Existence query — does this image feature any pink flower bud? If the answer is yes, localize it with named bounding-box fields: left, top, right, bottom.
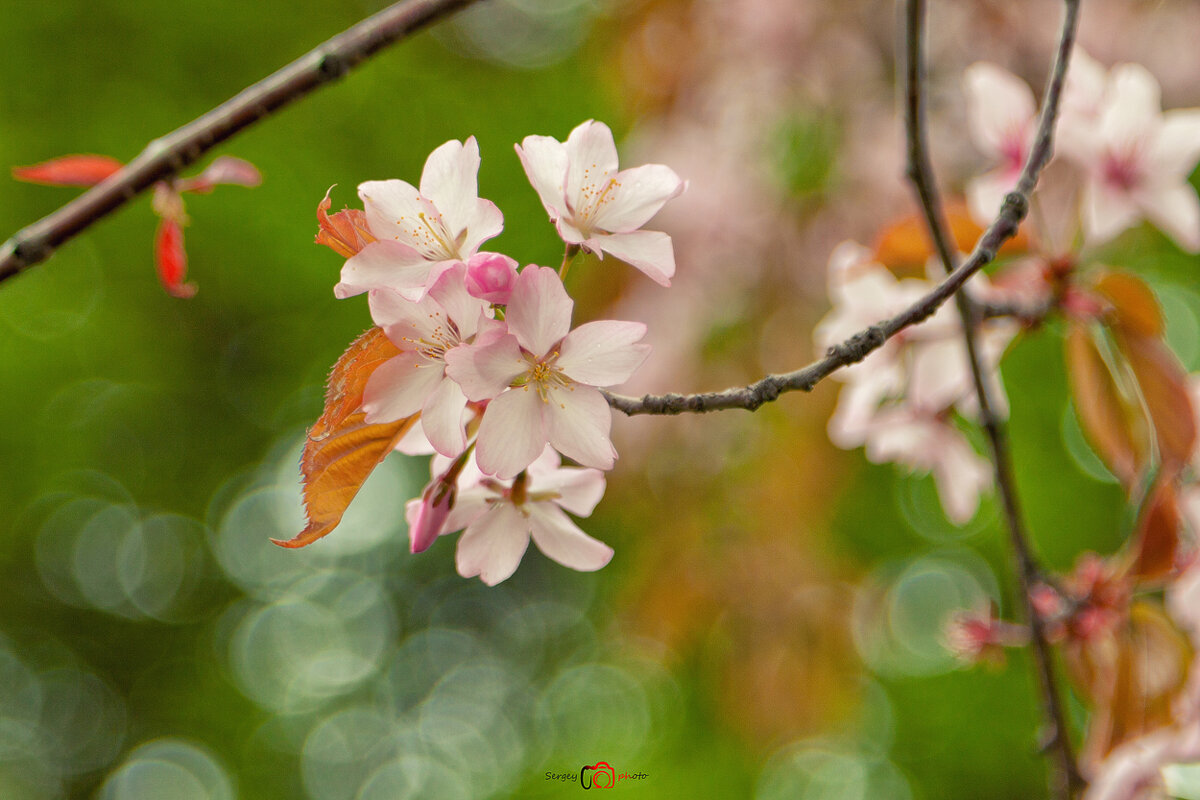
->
left=465, top=252, right=519, bottom=304
left=405, top=480, right=455, bottom=553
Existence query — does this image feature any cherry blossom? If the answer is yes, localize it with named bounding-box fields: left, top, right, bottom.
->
left=814, top=243, right=1011, bottom=447
left=361, top=264, right=491, bottom=457
left=515, top=120, right=685, bottom=286
left=335, top=137, right=504, bottom=300
left=862, top=406, right=993, bottom=525
left=445, top=266, right=650, bottom=478
left=409, top=447, right=612, bottom=586
left=964, top=62, right=1037, bottom=224
left=1063, top=63, right=1200, bottom=252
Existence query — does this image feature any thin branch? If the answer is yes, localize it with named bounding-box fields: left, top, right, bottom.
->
left=903, top=1, right=1082, bottom=799
left=0, top=0, right=482, bottom=284
left=605, top=0, right=1077, bottom=419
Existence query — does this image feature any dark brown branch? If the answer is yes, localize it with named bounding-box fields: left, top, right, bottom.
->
left=0, top=0, right=482, bottom=284
left=903, top=1, right=1082, bottom=799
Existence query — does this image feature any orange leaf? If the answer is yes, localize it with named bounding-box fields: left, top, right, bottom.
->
left=1078, top=602, right=1192, bottom=766
left=1065, top=323, right=1145, bottom=487
left=1116, top=330, right=1197, bottom=471
left=1126, top=478, right=1182, bottom=582
left=871, top=201, right=1030, bottom=276
left=12, top=154, right=123, bottom=186
left=1093, top=270, right=1164, bottom=338
left=274, top=410, right=417, bottom=548
left=316, top=188, right=375, bottom=258
left=316, top=327, right=401, bottom=431
left=272, top=327, right=409, bottom=548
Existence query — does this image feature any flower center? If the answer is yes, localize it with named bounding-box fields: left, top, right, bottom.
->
left=397, top=311, right=460, bottom=363
left=574, top=170, right=620, bottom=234
left=1102, top=144, right=1143, bottom=192
left=518, top=350, right=572, bottom=403
left=396, top=209, right=462, bottom=261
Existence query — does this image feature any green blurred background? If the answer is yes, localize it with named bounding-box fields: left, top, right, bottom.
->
left=0, top=1, right=1197, bottom=798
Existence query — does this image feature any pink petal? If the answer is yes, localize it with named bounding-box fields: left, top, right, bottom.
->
left=1100, top=64, right=1162, bottom=146
left=564, top=120, right=619, bottom=208
left=359, top=179, right=423, bottom=240
left=443, top=487, right=491, bottom=534
left=427, top=262, right=489, bottom=338
left=421, top=377, right=471, bottom=457
left=475, top=387, right=548, bottom=478
left=335, top=239, right=434, bottom=299
left=181, top=156, right=262, bottom=192
left=456, top=505, right=531, bottom=585
left=1152, top=110, right=1200, bottom=178
left=558, top=320, right=650, bottom=386
left=506, top=266, right=573, bottom=356
left=589, top=163, right=685, bottom=233
left=394, top=421, right=435, bottom=456
left=527, top=504, right=613, bottom=573
left=369, top=287, right=443, bottom=343
left=405, top=492, right=451, bottom=554
left=362, top=352, right=443, bottom=423
left=966, top=167, right=1020, bottom=227
left=963, top=63, right=1035, bottom=161
left=444, top=334, right=526, bottom=401
left=418, top=137, right=481, bottom=235
left=530, top=463, right=606, bottom=517
left=1084, top=183, right=1141, bottom=246
left=554, top=217, right=588, bottom=245
left=1139, top=183, right=1200, bottom=253
left=544, top=385, right=616, bottom=471
left=459, top=199, right=505, bottom=256
left=931, top=434, right=992, bottom=524
left=587, top=230, right=675, bottom=286
left=515, top=135, right=570, bottom=222
left=464, top=252, right=519, bottom=306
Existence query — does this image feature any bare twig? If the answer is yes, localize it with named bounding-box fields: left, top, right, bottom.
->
left=0, top=0, right=482, bottom=284
left=605, top=0, right=1076, bottom=419
left=903, top=1, right=1083, bottom=798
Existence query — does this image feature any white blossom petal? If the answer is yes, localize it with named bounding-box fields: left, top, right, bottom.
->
left=444, top=335, right=526, bottom=401
left=475, top=386, right=548, bottom=478
left=421, top=377, right=471, bottom=457
left=335, top=240, right=433, bottom=299
left=1084, top=183, right=1141, bottom=246
left=589, top=163, right=685, bottom=233
left=558, top=320, right=650, bottom=387
left=1100, top=63, right=1162, bottom=147
left=506, top=266, right=574, bottom=356
left=531, top=464, right=606, bottom=517
left=963, top=62, right=1035, bottom=161
left=528, top=504, right=613, bottom=573
left=565, top=120, right=619, bottom=208
left=418, top=137, right=481, bottom=235
left=456, top=504, right=531, bottom=585
left=427, top=263, right=489, bottom=340
left=362, top=353, right=443, bottom=423
left=544, top=384, right=616, bottom=471
left=516, top=135, right=570, bottom=222
left=587, top=230, right=675, bottom=286
left=1139, top=182, right=1200, bottom=253
left=1153, top=110, right=1200, bottom=179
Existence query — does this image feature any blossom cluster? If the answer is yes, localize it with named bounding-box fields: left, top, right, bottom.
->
left=319, top=121, right=684, bottom=585
left=815, top=49, right=1200, bottom=528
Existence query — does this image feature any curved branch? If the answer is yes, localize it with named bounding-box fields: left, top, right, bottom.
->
left=605, top=0, right=1079, bottom=419
left=0, top=0, right=482, bottom=284
left=903, top=0, right=1083, bottom=798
